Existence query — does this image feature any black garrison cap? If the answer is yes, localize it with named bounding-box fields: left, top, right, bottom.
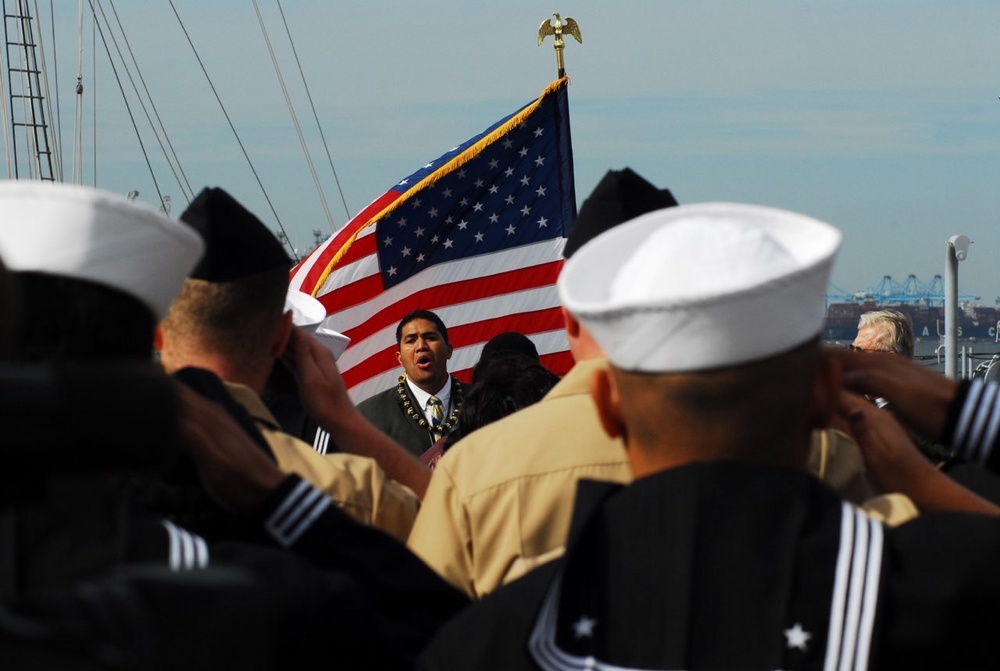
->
left=180, top=187, right=290, bottom=281
left=563, top=168, right=678, bottom=259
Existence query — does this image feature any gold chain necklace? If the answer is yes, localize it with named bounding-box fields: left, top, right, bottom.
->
left=397, top=375, right=462, bottom=436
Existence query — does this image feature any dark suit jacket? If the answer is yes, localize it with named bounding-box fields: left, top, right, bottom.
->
left=357, top=378, right=462, bottom=458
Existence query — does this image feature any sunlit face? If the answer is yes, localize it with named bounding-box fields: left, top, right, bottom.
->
left=397, top=318, right=453, bottom=393
left=851, top=325, right=891, bottom=353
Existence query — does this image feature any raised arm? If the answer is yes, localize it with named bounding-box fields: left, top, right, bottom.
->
left=837, top=387, right=1000, bottom=516
left=829, top=346, right=1000, bottom=470
left=282, top=329, right=431, bottom=498
left=827, top=346, right=957, bottom=441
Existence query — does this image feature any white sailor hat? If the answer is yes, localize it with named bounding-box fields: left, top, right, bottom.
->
left=558, top=202, right=841, bottom=372
left=286, top=289, right=326, bottom=331
left=285, top=289, right=351, bottom=360
left=0, top=181, right=204, bottom=320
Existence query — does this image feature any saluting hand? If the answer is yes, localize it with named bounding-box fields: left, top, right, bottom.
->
left=281, top=326, right=432, bottom=497
left=281, top=327, right=353, bottom=427
left=826, top=346, right=957, bottom=443
left=839, top=388, right=1000, bottom=516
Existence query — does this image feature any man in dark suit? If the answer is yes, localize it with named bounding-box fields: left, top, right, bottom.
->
left=357, top=310, right=463, bottom=457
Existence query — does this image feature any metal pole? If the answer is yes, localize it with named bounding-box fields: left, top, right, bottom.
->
left=945, top=235, right=970, bottom=379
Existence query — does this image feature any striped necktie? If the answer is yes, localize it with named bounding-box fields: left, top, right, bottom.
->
left=428, top=396, right=444, bottom=440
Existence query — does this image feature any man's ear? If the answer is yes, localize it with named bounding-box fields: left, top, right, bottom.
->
left=272, top=311, right=294, bottom=358
left=589, top=367, right=626, bottom=441
left=561, top=306, right=581, bottom=340
left=808, top=350, right=842, bottom=430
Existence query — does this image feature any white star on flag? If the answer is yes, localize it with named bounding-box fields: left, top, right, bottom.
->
left=572, top=615, right=597, bottom=639
left=784, top=623, right=811, bottom=651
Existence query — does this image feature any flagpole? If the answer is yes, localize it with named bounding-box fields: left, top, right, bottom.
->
left=537, top=13, right=582, bottom=78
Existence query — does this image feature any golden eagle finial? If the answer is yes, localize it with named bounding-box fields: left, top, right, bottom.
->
left=537, top=13, right=582, bottom=78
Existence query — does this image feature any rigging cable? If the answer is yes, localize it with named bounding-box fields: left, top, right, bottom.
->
left=92, top=0, right=191, bottom=203
left=253, top=0, right=335, bottom=232
left=18, top=1, right=43, bottom=178
left=105, top=0, right=194, bottom=201
left=38, top=0, right=63, bottom=180
left=32, top=0, right=59, bottom=179
left=168, top=0, right=298, bottom=260
left=72, top=0, right=84, bottom=183
left=85, top=0, right=165, bottom=208
left=0, top=0, right=13, bottom=177
left=275, top=0, right=352, bottom=225
left=91, top=11, right=95, bottom=186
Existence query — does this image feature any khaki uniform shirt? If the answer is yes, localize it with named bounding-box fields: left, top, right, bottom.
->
left=408, top=360, right=918, bottom=599
left=226, top=383, right=419, bottom=542
left=810, top=427, right=919, bottom=526
left=407, top=359, right=632, bottom=598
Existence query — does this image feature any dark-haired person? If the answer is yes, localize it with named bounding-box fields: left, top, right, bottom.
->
left=470, top=331, right=543, bottom=384
left=356, top=309, right=464, bottom=457
left=449, top=352, right=560, bottom=450
left=420, top=350, right=561, bottom=469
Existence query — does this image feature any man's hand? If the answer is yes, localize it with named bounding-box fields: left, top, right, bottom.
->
left=839, top=388, right=999, bottom=516
left=826, top=346, right=957, bottom=442
left=176, top=384, right=285, bottom=512
left=838, top=389, right=936, bottom=495
left=281, top=327, right=353, bottom=428
left=281, top=328, right=431, bottom=498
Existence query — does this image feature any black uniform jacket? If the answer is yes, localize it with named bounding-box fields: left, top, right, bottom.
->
left=421, top=460, right=1000, bottom=670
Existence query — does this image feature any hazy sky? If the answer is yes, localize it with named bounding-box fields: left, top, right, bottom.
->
left=13, top=1, right=1000, bottom=301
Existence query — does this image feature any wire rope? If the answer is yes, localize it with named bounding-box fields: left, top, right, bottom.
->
left=0, top=0, right=14, bottom=177
left=71, top=0, right=84, bottom=183
left=252, top=0, right=334, bottom=232
left=30, top=0, right=56, bottom=180
left=86, top=0, right=164, bottom=207
left=275, top=0, right=351, bottom=225
left=38, top=0, right=62, bottom=180
left=105, top=0, right=193, bottom=201
left=167, top=0, right=297, bottom=260
left=90, top=13, right=94, bottom=186
left=19, top=1, right=43, bottom=179
left=91, top=0, right=189, bottom=202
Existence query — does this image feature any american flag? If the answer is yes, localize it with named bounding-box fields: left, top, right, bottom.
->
left=290, top=78, right=576, bottom=403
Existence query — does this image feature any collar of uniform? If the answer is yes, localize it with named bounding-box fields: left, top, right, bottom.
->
left=405, top=375, right=453, bottom=420
left=529, top=462, right=878, bottom=671
left=224, top=381, right=282, bottom=431
left=541, top=358, right=611, bottom=402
